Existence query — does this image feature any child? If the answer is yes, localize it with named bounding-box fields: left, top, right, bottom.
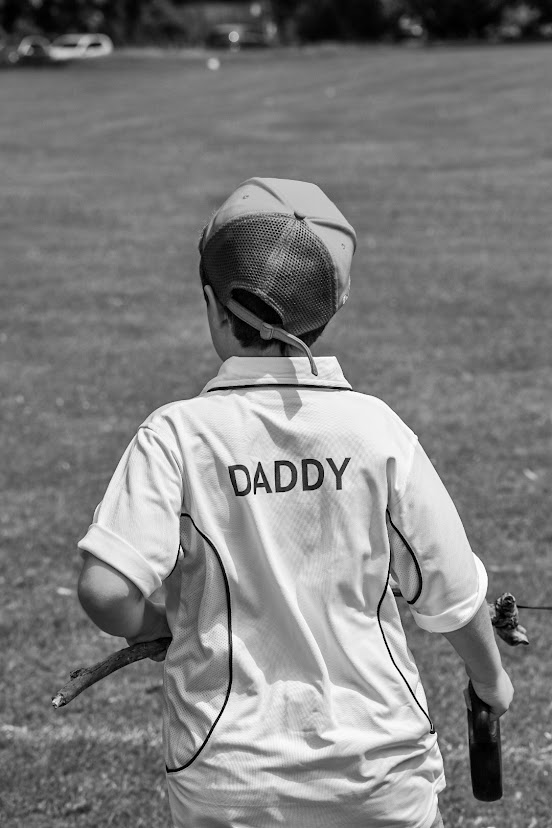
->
left=77, top=178, right=513, bottom=828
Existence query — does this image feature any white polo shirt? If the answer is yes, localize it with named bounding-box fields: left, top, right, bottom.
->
left=78, top=356, right=487, bottom=828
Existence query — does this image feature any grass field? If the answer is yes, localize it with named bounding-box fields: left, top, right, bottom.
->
left=1, top=43, right=551, bottom=827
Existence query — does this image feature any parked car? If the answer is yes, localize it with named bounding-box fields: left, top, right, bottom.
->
left=49, top=33, right=113, bottom=62
left=0, top=35, right=58, bottom=67
left=17, top=35, right=55, bottom=64
left=205, top=23, right=273, bottom=50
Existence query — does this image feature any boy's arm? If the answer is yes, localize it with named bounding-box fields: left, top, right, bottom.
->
left=76, top=422, right=183, bottom=652
left=78, top=552, right=171, bottom=644
left=387, top=440, right=513, bottom=718
left=442, top=600, right=514, bottom=718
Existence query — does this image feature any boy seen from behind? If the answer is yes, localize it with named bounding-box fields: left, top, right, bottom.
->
left=77, top=178, right=514, bottom=828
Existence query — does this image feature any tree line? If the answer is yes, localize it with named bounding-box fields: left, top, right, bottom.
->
left=1, top=0, right=551, bottom=44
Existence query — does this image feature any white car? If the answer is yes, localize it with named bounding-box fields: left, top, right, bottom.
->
left=49, top=33, right=113, bottom=62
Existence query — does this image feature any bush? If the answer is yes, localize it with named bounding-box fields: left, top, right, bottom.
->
left=405, top=0, right=509, bottom=39
left=134, top=0, right=189, bottom=45
left=294, top=0, right=392, bottom=41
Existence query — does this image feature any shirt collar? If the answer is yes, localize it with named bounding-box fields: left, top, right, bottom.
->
left=201, top=356, right=352, bottom=394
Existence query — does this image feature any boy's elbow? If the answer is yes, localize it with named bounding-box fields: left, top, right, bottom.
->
left=77, top=564, right=104, bottom=616
left=77, top=552, right=140, bottom=618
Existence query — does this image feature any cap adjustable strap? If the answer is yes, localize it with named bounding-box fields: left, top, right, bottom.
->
left=226, top=298, right=319, bottom=377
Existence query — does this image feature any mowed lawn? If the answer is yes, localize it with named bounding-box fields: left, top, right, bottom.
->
left=1, top=43, right=551, bottom=827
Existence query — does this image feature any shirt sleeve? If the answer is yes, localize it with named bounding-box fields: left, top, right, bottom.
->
left=387, top=441, right=488, bottom=633
left=77, top=424, right=183, bottom=598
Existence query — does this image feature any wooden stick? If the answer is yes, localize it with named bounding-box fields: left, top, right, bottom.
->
left=51, top=637, right=171, bottom=709
left=52, top=593, right=529, bottom=709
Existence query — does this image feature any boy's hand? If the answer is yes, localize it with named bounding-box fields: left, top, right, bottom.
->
left=126, top=602, right=172, bottom=662
left=464, top=667, right=514, bottom=720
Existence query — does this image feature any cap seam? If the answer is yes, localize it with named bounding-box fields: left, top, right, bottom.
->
left=259, top=216, right=298, bottom=295
left=202, top=211, right=294, bottom=247
left=250, top=177, right=294, bottom=213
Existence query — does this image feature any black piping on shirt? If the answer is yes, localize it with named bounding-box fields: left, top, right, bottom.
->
left=377, top=554, right=435, bottom=735
left=167, top=542, right=183, bottom=579
left=385, top=509, right=423, bottom=605
left=206, top=384, right=353, bottom=393
left=165, top=514, right=233, bottom=774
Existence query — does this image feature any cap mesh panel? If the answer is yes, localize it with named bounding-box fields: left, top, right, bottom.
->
left=201, top=213, right=336, bottom=335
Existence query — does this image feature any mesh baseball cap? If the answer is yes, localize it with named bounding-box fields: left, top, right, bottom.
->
left=199, top=177, right=356, bottom=375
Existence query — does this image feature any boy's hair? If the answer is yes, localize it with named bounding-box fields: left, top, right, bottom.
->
left=226, top=289, right=327, bottom=354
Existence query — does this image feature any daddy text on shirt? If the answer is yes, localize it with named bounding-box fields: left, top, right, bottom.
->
left=228, top=457, right=351, bottom=496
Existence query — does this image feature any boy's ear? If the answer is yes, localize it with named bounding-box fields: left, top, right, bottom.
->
left=203, top=285, right=228, bottom=328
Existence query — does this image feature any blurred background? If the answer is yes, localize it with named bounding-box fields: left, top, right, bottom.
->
left=2, top=0, right=552, bottom=57
left=1, top=2, right=551, bottom=827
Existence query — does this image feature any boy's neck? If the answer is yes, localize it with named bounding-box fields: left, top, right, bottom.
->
left=227, top=343, right=291, bottom=359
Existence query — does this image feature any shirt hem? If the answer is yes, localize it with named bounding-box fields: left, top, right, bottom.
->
left=166, top=771, right=446, bottom=815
